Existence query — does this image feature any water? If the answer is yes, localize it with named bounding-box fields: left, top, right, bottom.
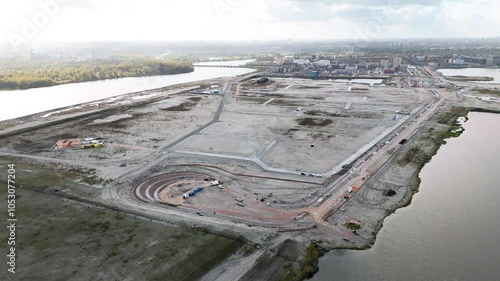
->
left=438, top=68, right=500, bottom=83
left=0, top=62, right=255, bottom=121
left=311, top=112, right=500, bottom=281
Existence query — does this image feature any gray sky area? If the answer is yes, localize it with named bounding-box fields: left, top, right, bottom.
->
left=0, top=0, right=498, bottom=45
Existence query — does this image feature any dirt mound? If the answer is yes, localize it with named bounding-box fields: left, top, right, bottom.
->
left=383, top=189, right=397, bottom=196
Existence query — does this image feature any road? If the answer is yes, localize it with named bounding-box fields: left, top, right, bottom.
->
left=312, top=97, right=445, bottom=221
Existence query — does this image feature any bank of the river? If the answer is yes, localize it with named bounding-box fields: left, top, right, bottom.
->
left=242, top=105, right=468, bottom=281
left=444, top=75, right=493, bottom=82
left=0, top=59, right=195, bottom=90
left=308, top=109, right=500, bottom=281
left=248, top=105, right=498, bottom=281
left=438, top=68, right=500, bottom=83
left=0, top=64, right=255, bottom=121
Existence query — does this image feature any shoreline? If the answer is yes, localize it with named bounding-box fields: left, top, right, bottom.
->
left=0, top=60, right=195, bottom=91
left=298, top=107, right=500, bottom=280
left=444, top=75, right=494, bottom=82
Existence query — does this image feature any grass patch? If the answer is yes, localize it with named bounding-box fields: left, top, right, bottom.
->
left=345, top=221, right=361, bottom=230
left=297, top=118, right=333, bottom=126
left=296, top=86, right=321, bottom=89
left=436, top=107, right=471, bottom=125
left=161, top=102, right=196, bottom=111
left=284, top=128, right=299, bottom=136
left=292, top=243, right=319, bottom=281
left=305, top=109, right=377, bottom=119
left=397, top=147, right=426, bottom=167
left=0, top=183, right=243, bottom=281
left=269, top=99, right=302, bottom=107
left=263, top=93, right=284, bottom=98
left=0, top=120, right=20, bottom=130
left=238, top=97, right=270, bottom=103
left=446, top=75, right=493, bottom=82
left=304, top=110, right=339, bottom=117
left=474, top=88, right=500, bottom=97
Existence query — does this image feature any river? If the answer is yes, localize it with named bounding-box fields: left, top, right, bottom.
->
left=438, top=68, right=500, bottom=83
left=0, top=62, right=255, bottom=121
left=311, top=112, right=500, bottom=281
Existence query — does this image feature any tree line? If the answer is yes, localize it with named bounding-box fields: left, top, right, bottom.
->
left=0, top=58, right=194, bottom=90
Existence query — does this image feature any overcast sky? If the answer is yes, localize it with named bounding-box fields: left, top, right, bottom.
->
left=1, top=0, right=499, bottom=46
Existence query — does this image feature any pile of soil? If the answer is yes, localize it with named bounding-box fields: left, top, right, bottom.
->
left=383, top=189, right=397, bottom=196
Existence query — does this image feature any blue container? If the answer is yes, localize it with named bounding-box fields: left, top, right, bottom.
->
left=189, top=191, right=195, bottom=197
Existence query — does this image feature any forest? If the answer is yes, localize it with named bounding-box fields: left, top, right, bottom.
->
left=0, top=58, right=194, bottom=90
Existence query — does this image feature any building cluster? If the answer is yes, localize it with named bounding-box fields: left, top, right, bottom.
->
left=410, top=54, right=500, bottom=68
left=269, top=55, right=408, bottom=78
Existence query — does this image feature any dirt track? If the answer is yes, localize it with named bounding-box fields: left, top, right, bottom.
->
left=3, top=73, right=493, bottom=281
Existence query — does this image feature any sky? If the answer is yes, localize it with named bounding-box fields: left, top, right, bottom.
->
left=0, top=0, right=499, bottom=47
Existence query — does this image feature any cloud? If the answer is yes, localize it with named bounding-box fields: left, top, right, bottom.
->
left=0, top=0, right=498, bottom=44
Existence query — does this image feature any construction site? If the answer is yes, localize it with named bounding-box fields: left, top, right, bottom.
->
left=2, top=72, right=484, bottom=281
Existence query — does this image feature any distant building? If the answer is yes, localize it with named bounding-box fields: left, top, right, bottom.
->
left=314, top=60, right=331, bottom=66
left=392, top=57, right=403, bottom=67
left=332, top=69, right=351, bottom=75
left=453, top=59, right=465, bottom=65
left=380, top=59, right=390, bottom=68
left=294, top=59, right=310, bottom=65
left=486, top=56, right=500, bottom=66
left=463, top=57, right=486, bottom=65
left=283, top=55, right=295, bottom=64
left=346, top=66, right=358, bottom=73
left=416, top=56, right=426, bottom=62
left=428, top=62, right=439, bottom=68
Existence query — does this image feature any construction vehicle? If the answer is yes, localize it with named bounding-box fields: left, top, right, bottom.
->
left=80, top=143, right=104, bottom=149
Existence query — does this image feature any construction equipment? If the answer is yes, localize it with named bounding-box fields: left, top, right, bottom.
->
left=80, top=142, right=104, bottom=149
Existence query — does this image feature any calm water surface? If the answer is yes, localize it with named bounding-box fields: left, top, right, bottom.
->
left=311, top=112, right=500, bottom=281
left=438, top=68, right=500, bottom=83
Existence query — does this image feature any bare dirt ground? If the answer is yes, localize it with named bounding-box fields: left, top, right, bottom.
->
left=2, top=74, right=500, bottom=281
left=0, top=157, right=246, bottom=281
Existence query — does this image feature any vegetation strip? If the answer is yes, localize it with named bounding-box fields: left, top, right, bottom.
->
left=0, top=58, right=194, bottom=90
